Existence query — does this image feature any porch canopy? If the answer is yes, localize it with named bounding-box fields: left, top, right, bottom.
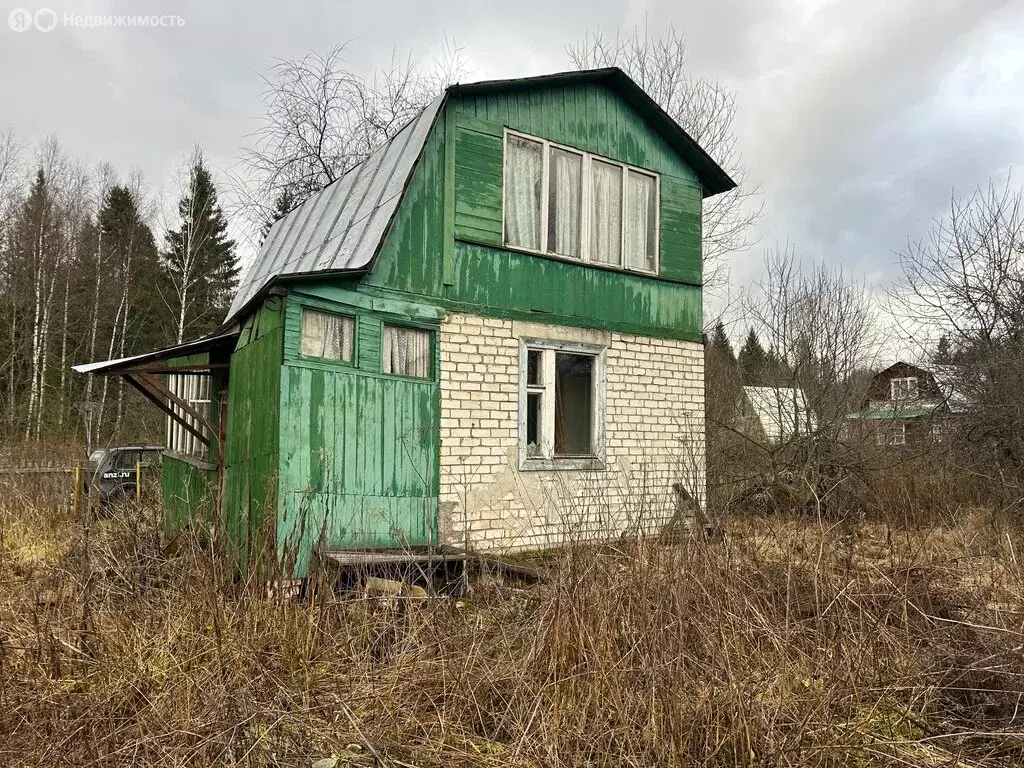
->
left=72, top=331, right=239, bottom=451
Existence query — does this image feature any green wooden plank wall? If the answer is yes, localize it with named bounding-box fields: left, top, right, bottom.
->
left=363, top=81, right=705, bottom=340
left=449, top=85, right=704, bottom=287
left=162, top=455, right=216, bottom=540
left=276, top=289, right=441, bottom=577
left=221, top=297, right=284, bottom=570
left=158, top=350, right=222, bottom=538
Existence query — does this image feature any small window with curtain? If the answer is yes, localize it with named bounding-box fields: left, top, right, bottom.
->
left=502, top=129, right=659, bottom=274
left=382, top=325, right=432, bottom=379
left=504, top=134, right=543, bottom=251
left=624, top=170, right=658, bottom=272
left=300, top=309, right=354, bottom=362
left=547, top=147, right=583, bottom=258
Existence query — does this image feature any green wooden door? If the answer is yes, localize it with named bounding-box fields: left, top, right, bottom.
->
left=278, top=360, right=440, bottom=575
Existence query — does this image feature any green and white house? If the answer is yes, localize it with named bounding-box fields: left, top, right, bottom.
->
left=75, top=68, right=735, bottom=577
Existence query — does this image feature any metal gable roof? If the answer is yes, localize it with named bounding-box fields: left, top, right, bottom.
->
left=226, top=94, right=445, bottom=325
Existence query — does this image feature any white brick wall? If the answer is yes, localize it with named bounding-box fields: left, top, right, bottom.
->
left=438, top=312, right=705, bottom=551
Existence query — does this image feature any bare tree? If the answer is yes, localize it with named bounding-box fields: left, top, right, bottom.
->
left=707, top=246, right=883, bottom=518
left=568, top=28, right=762, bottom=289
left=891, top=179, right=1024, bottom=481
left=237, top=42, right=467, bottom=236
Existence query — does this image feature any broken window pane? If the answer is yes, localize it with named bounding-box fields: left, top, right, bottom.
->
left=526, top=392, right=542, bottom=456
left=527, top=349, right=542, bottom=387
left=554, top=353, right=594, bottom=456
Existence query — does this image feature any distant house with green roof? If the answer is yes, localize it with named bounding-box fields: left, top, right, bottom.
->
left=846, top=361, right=949, bottom=446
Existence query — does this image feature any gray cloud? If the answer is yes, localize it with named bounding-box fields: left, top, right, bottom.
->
left=1, top=0, right=1022, bottom=285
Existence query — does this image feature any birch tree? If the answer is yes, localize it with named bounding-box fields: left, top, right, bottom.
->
left=161, top=148, right=238, bottom=342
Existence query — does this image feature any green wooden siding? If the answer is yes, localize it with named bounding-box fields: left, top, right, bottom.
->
left=162, top=454, right=216, bottom=540
left=222, top=298, right=284, bottom=568
left=452, top=116, right=503, bottom=246
left=276, top=290, right=440, bottom=577
left=364, top=82, right=704, bottom=340
left=448, top=241, right=701, bottom=338
left=450, top=85, right=704, bottom=287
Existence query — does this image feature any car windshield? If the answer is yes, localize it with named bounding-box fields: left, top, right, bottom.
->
left=88, top=449, right=107, bottom=465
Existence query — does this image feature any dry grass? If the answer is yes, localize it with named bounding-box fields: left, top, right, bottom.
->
left=2, top=486, right=1024, bottom=766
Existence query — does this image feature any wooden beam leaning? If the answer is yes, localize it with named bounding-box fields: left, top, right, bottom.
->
left=122, top=373, right=212, bottom=449
left=137, top=372, right=217, bottom=438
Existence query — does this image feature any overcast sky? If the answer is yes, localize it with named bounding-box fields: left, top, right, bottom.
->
left=3, top=0, right=1023, bottom=299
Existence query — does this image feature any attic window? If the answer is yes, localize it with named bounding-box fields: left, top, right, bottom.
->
left=503, top=130, right=659, bottom=274
left=890, top=377, right=918, bottom=401
left=301, top=309, right=354, bottom=362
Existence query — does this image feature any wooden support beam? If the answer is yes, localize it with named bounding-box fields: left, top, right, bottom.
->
left=123, top=374, right=211, bottom=449
left=126, top=363, right=230, bottom=374
left=136, top=372, right=217, bottom=438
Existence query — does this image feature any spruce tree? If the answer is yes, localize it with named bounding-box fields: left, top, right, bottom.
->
left=705, top=319, right=743, bottom=429
left=259, top=188, right=296, bottom=246
left=709, top=320, right=736, bottom=364
left=162, top=151, right=238, bottom=342
left=738, top=329, right=770, bottom=386
left=99, top=185, right=164, bottom=355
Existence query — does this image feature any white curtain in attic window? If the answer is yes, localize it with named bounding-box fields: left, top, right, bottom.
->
left=590, top=159, right=622, bottom=266
left=300, top=309, right=354, bottom=361
left=504, top=135, right=543, bottom=251
left=547, top=148, right=582, bottom=258
left=624, top=171, right=656, bottom=271
left=383, top=325, right=431, bottom=378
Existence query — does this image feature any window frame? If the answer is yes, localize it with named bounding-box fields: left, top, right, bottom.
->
left=517, top=337, right=606, bottom=471
left=166, top=372, right=212, bottom=461
left=380, top=322, right=435, bottom=381
left=298, top=307, right=357, bottom=366
left=502, top=128, right=660, bottom=276
left=890, top=376, right=919, bottom=401
left=892, top=422, right=907, bottom=446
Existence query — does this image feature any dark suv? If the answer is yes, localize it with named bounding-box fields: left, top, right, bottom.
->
left=85, top=445, right=164, bottom=505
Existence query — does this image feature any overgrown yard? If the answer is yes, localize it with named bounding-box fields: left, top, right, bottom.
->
left=2, top=480, right=1023, bottom=766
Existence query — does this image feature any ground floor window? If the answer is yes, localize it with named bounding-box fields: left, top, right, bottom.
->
left=382, top=324, right=432, bottom=379
left=893, top=422, right=907, bottom=446
left=300, top=308, right=354, bottom=362
left=520, top=340, right=604, bottom=468
left=875, top=420, right=907, bottom=447
left=166, top=373, right=211, bottom=459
